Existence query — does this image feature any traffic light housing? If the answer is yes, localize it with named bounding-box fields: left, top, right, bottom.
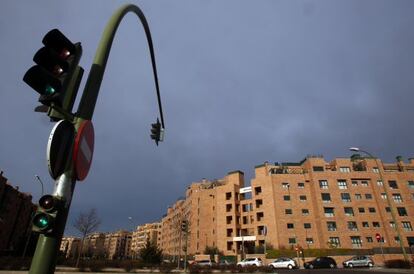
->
left=32, top=194, right=63, bottom=234
left=181, top=220, right=188, bottom=232
left=23, top=29, right=83, bottom=117
left=150, top=118, right=163, bottom=145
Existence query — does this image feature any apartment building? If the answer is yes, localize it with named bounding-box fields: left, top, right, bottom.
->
left=60, top=236, right=81, bottom=258
left=131, top=222, right=161, bottom=257
left=160, top=156, right=414, bottom=256
left=83, top=232, right=106, bottom=258
left=0, top=171, right=36, bottom=255
left=104, top=230, right=132, bottom=259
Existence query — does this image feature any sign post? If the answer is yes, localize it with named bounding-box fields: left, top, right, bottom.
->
left=376, top=233, right=385, bottom=262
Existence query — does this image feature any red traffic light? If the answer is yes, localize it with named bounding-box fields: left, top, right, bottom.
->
left=39, top=195, right=57, bottom=212
left=375, top=233, right=381, bottom=241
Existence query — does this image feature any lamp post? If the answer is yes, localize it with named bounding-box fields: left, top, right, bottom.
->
left=349, top=147, right=408, bottom=261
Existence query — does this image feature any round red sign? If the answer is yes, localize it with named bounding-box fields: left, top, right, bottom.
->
left=73, top=120, right=94, bottom=181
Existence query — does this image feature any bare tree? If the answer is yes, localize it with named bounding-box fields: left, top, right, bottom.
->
left=73, top=208, right=101, bottom=267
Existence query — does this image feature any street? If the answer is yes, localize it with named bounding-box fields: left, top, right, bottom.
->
left=1, top=268, right=414, bottom=274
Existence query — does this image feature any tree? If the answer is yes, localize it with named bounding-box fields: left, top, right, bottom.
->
left=139, top=238, right=163, bottom=265
left=204, top=246, right=223, bottom=260
left=73, top=208, right=101, bottom=267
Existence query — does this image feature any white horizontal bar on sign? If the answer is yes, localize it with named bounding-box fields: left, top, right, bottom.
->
left=233, top=236, right=256, bottom=242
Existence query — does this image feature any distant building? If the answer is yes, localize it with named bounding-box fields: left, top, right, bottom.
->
left=104, top=230, right=132, bottom=259
left=60, top=236, right=81, bottom=258
left=0, top=171, right=36, bottom=255
left=131, top=222, right=161, bottom=257
left=83, top=232, right=106, bottom=258
left=160, top=156, right=414, bottom=256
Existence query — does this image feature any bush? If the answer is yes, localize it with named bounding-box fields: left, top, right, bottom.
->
left=384, top=259, right=412, bottom=269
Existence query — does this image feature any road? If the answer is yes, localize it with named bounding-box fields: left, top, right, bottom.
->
left=1, top=268, right=414, bottom=274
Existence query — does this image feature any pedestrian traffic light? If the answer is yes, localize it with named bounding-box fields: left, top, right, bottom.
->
left=32, top=194, right=62, bottom=234
left=150, top=118, right=163, bottom=145
left=23, top=29, right=83, bottom=116
left=181, top=220, right=188, bottom=232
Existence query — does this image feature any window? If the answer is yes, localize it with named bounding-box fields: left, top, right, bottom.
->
left=408, top=181, right=414, bottom=189
left=319, top=180, right=329, bottom=189
left=362, top=222, right=369, bottom=228
left=348, top=221, right=358, bottom=231
left=285, top=209, right=292, bottom=215
left=373, top=222, right=380, bottom=228
left=351, top=236, right=362, bottom=248
left=344, top=207, right=354, bottom=216
left=327, top=221, right=337, bottom=231
left=341, top=193, right=351, bottom=202
left=304, top=223, right=312, bottom=229
left=298, top=182, right=305, bottom=188
left=368, top=207, right=376, bottom=213
left=402, top=221, right=413, bottom=231
left=329, top=237, right=340, bottom=247
left=352, top=180, right=358, bottom=187
left=299, top=195, right=307, bottom=201
left=373, top=167, right=379, bottom=173
left=395, top=236, right=400, bottom=244
left=288, top=238, right=296, bottom=244
left=397, top=207, right=407, bottom=216
left=282, top=182, right=290, bottom=189
left=321, top=193, right=331, bottom=203
left=390, top=221, right=396, bottom=229
left=381, top=193, right=387, bottom=199
left=361, top=181, right=369, bottom=187
left=256, top=212, right=264, bottom=221
left=392, top=194, right=403, bottom=203
left=226, top=204, right=232, bottom=212
left=226, top=216, right=232, bottom=224
left=302, top=209, right=309, bottom=216
left=226, top=192, right=232, bottom=200
left=355, top=193, right=362, bottom=200
left=366, top=237, right=373, bottom=243
left=340, top=167, right=351, bottom=173
left=255, top=186, right=262, bottom=195
left=338, top=180, right=348, bottom=189
left=306, top=238, right=314, bottom=244
left=313, top=166, right=324, bottom=172
left=412, top=193, right=414, bottom=200
left=283, top=195, right=290, bottom=201
left=287, top=223, right=294, bottom=229
left=377, top=180, right=383, bottom=186
left=365, top=193, right=373, bottom=200
left=324, top=207, right=335, bottom=217
left=386, top=207, right=391, bottom=213
left=358, top=207, right=365, bottom=213
left=388, top=181, right=398, bottom=189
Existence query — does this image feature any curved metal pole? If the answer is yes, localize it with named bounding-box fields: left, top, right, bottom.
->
left=77, top=4, right=165, bottom=128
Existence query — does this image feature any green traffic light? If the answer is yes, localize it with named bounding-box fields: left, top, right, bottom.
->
left=34, top=214, right=50, bottom=229
left=45, top=85, right=56, bottom=95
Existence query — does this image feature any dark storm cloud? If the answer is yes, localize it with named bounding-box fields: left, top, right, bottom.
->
left=1, top=0, right=414, bottom=235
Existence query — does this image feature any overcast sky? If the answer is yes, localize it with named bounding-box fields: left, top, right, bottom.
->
left=1, top=0, right=414, bottom=235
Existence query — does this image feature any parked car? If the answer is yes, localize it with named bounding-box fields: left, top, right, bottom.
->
left=194, top=259, right=213, bottom=267
left=268, top=257, right=298, bottom=269
left=304, top=257, right=337, bottom=269
left=237, top=257, right=263, bottom=267
left=343, top=256, right=374, bottom=268
left=219, top=259, right=235, bottom=266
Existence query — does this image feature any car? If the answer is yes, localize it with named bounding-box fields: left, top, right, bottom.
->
left=237, top=257, right=263, bottom=267
left=342, top=255, right=374, bottom=268
left=268, top=257, right=297, bottom=269
left=304, top=257, right=337, bottom=269
left=194, top=259, right=213, bottom=267
left=219, top=259, right=235, bottom=266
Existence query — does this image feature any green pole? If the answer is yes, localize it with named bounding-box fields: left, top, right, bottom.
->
left=29, top=4, right=164, bottom=274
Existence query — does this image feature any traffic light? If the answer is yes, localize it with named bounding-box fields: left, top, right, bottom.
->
left=23, top=29, right=83, bottom=115
left=181, top=220, right=188, bottom=232
left=32, top=194, right=62, bottom=234
left=150, top=118, right=163, bottom=145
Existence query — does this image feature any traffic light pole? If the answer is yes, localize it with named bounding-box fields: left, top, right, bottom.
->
left=28, top=4, right=164, bottom=274
left=29, top=170, right=76, bottom=274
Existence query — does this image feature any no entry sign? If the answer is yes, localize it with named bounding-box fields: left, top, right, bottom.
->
left=73, top=120, right=94, bottom=181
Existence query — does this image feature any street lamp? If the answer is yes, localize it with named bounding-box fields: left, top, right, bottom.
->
left=34, top=175, right=44, bottom=197
left=349, top=147, right=408, bottom=261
